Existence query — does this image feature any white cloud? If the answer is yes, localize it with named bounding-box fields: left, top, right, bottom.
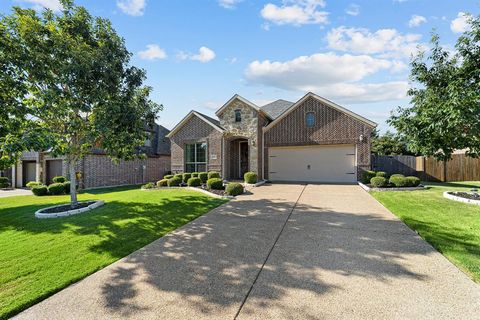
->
left=451, top=12, right=471, bottom=33
left=218, top=0, right=242, bottom=9
left=138, top=44, right=167, bottom=61
left=245, top=52, right=408, bottom=103
left=19, top=0, right=63, bottom=12
left=261, top=0, right=329, bottom=26
left=327, top=26, right=423, bottom=58
left=345, top=4, right=360, bottom=16
left=178, top=46, right=216, bottom=63
left=117, top=0, right=146, bottom=17
left=408, top=15, right=427, bottom=27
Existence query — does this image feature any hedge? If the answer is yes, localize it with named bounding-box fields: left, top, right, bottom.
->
left=370, top=176, right=388, bottom=188
left=52, top=176, right=66, bottom=183
left=362, top=170, right=376, bottom=184
left=187, top=177, right=201, bottom=187
left=198, top=172, right=208, bottom=183
left=182, top=173, right=192, bottom=183
left=207, top=171, right=221, bottom=179
left=405, top=176, right=421, bottom=187
left=244, top=172, right=257, bottom=184
left=389, top=175, right=408, bottom=187
left=164, top=174, right=174, bottom=180
left=191, top=172, right=199, bottom=178
left=0, top=177, right=9, bottom=188
left=375, top=171, right=387, bottom=178
left=26, top=181, right=41, bottom=189
left=226, top=183, right=243, bottom=196
left=64, top=181, right=71, bottom=193
left=48, top=183, right=65, bottom=195
left=32, top=185, right=48, bottom=196
left=157, top=179, right=168, bottom=187
left=167, top=177, right=182, bottom=187
left=207, top=178, right=223, bottom=190
left=141, top=182, right=155, bottom=189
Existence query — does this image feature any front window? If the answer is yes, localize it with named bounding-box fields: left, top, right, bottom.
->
left=234, top=109, right=241, bottom=122
left=185, top=143, right=207, bottom=172
left=305, top=112, right=315, bottom=127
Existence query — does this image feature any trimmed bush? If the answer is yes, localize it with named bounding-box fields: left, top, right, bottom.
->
left=164, top=174, right=174, bottom=180
left=48, top=182, right=66, bottom=195
left=141, top=182, right=155, bottom=189
left=157, top=179, right=168, bottom=187
left=0, top=177, right=10, bottom=188
left=389, top=175, right=408, bottom=187
left=182, top=173, right=192, bottom=183
left=63, top=181, right=71, bottom=193
left=207, top=171, right=221, bottom=179
left=198, top=172, right=208, bottom=183
left=32, top=185, right=48, bottom=196
left=174, top=174, right=183, bottom=180
left=207, top=178, right=223, bottom=190
left=187, top=177, right=201, bottom=187
left=167, top=177, right=182, bottom=187
left=26, top=181, right=41, bottom=189
left=191, top=172, right=199, bottom=178
left=52, top=176, right=66, bottom=183
left=244, top=172, right=258, bottom=184
left=376, top=171, right=387, bottom=178
left=370, top=176, right=388, bottom=188
left=405, top=176, right=421, bottom=187
left=361, top=170, right=376, bottom=184
left=390, top=173, right=405, bottom=179
left=226, top=183, right=244, bottom=196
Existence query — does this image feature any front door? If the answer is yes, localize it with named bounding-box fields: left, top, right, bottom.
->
left=239, top=141, right=249, bottom=179
left=22, top=161, right=36, bottom=186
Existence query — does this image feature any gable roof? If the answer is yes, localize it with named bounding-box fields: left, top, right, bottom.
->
left=215, top=94, right=264, bottom=117
left=264, top=92, right=377, bottom=132
left=166, top=110, right=224, bottom=138
left=260, top=99, right=294, bottom=119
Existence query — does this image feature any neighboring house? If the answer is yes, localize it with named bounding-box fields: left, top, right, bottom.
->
left=167, top=92, right=376, bottom=183
left=9, top=124, right=171, bottom=189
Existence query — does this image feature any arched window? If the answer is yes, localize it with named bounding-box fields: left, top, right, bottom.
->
left=305, top=112, right=315, bottom=127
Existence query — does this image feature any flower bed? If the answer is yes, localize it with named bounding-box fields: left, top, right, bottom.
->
left=443, top=191, right=480, bottom=205
left=35, top=200, right=105, bottom=219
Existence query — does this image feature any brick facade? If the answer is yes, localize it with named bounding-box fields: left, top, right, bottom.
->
left=169, top=114, right=223, bottom=174
left=264, top=96, right=373, bottom=179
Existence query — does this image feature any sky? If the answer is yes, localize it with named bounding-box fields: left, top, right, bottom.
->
left=0, top=0, right=478, bottom=132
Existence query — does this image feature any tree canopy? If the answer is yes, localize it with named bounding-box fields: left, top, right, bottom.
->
left=389, top=13, right=480, bottom=161
left=371, top=130, right=416, bottom=156
left=0, top=0, right=162, bottom=205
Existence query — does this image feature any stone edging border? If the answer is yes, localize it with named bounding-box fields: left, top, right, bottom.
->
left=35, top=200, right=105, bottom=219
left=142, top=186, right=234, bottom=199
left=443, top=191, right=480, bottom=206
left=358, top=181, right=427, bottom=192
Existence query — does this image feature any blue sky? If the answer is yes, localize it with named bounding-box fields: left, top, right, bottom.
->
left=1, top=0, right=478, bottom=131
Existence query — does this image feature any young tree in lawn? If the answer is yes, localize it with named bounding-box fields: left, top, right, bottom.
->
left=0, top=0, right=162, bottom=206
left=389, top=13, right=480, bottom=161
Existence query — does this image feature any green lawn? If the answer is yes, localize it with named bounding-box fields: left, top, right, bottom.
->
left=372, top=181, right=480, bottom=283
left=0, top=186, right=227, bottom=319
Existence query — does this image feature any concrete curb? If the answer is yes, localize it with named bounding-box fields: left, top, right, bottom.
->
left=142, top=186, right=234, bottom=199
left=35, top=200, right=105, bottom=219
left=243, top=180, right=267, bottom=187
left=358, top=181, right=427, bottom=192
left=443, top=191, right=480, bottom=205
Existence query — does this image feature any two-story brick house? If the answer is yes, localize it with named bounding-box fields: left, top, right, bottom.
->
left=167, top=92, right=376, bottom=183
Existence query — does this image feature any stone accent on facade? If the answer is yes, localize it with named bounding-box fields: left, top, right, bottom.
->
left=169, top=114, right=223, bottom=174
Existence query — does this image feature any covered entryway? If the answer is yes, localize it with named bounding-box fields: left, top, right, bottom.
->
left=46, top=160, right=63, bottom=184
left=225, top=137, right=249, bottom=180
left=268, top=144, right=356, bottom=183
left=22, top=161, right=36, bottom=186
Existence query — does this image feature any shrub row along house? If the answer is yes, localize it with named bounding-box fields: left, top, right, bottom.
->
left=168, top=92, right=376, bottom=183
left=3, top=124, right=171, bottom=189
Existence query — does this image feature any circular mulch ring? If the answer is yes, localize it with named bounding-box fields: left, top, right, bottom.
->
left=443, top=191, right=480, bottom=206
left=35, top=200, right=105, bottom=219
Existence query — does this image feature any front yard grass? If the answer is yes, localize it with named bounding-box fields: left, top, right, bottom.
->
left=0, top=186, right=227, bottom=319
left=372, top=181, right=480, bottom=283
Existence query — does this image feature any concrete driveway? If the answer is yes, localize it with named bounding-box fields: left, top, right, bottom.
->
left=0, top=188, right=32, bottom=198
left=16, top=184, right=480, bottom=319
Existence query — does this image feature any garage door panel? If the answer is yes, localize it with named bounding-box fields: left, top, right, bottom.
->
left=269, top=145, right=356, bottom=183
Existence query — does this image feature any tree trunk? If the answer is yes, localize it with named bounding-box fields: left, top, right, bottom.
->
left=68, top=159, right=78, bottom=208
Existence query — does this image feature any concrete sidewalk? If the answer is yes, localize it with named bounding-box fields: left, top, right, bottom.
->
left=15, top=184, right=480, bottom=319
left=0, top=189, right=32, bottom=198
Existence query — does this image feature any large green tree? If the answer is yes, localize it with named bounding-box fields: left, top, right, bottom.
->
left=371, top=129, right=415, bottom=156
left=389, top=13, right=480, bottom=161
left=0, top=0, right=162, bottom=206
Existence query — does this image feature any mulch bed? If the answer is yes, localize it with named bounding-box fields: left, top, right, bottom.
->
left=449, top=192, right=480, bottom=201
left=40, top=201, right=96, bottom=214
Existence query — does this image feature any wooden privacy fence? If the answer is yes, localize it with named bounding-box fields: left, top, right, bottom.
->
left=372, top=154, right=480, bottom=182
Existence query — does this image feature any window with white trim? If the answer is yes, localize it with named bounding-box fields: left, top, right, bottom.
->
left=185, top=142, right=207, bottom=172
left=305, top=112, right=315, bottom=127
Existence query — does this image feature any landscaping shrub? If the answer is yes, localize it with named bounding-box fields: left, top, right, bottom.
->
left=187, top=177, right=201, bottom=187
left=405, top=176, right=421, bottom=187
left=164, top=174, right=174, bottom=179
left=32, top=185, right=48, bottom=196
left=207, top=178, right=223, bottom=190
left=198, top=172, right=208, bottom=183
left=389, top=175, right=408, bottom=187
left=226, top=183, right=244, bottom=196
left=182, top=173, right=192, bottom=183
left=157, top=179, right=168, bottom=187
left=370, top=176, right=388, bottom=188
left=0, top=177, right=10, bottom=188
left=52, top=176, right=66, bottom=183
left=244, top=172, right=258, bottom=184
left=191, top=172, right=199, bottom=178
left=207, top=171, right=221, bottom=179
left=376, top=171, right=387, bottom=178
left=48, top=182, right=66, bottom=195
left=390, top=173, right=405, bottom=179
left=174, top=174, right=183, bottom=179
left=63, top=181, right=71, bottom=193
left=26, top=181, right=41, bottom=189
left=167, top=177, right=182, bottom=187
left=361, top=170, right=376, bottom=184
left=141, top=182, right=155, bottom=189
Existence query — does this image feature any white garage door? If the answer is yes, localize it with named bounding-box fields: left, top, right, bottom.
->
left=268, top=145, right=356, bottom=183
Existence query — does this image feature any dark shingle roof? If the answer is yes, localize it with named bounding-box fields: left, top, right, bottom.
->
left=156, top=125, right=171, bottom=155
left=260, top=99, right=294, bottom=119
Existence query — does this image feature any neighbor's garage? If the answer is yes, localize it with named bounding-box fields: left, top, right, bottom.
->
left=268, top=144, right=356, bottom=183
